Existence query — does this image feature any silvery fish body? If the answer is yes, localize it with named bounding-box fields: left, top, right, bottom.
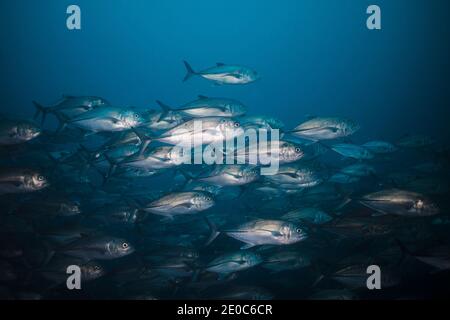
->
left=292, top=117, right=360, bottom=141
left=0, top=168, right=49, bottom=195
left=144, top=191, right=215, bottom=218
left=362, top=140, right=397, bottom=154
left=0, top=118, right=41, bottom=146
left=206, top=251, right=262, bottom=275
left=331, top=143, right=374, bottom=160
left=225, top=219, right=308, bottom=249
left=360, top=189, right=439, bottom=217
left=183, top=61, right=259, bottom=85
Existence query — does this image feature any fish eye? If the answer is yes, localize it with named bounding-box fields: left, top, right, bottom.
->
left=234, top=122, right=240, bottom=128
left=94, top=265, right=100, bottom=271
left=134, top=114, right=139, bottom=119
left=38, top=175, right=44, bottom=181
left=122, top=242, right=129, bottom=249
left=295, top=147, right=301, bottom=153
left=296, top=228, right=302, bottom=233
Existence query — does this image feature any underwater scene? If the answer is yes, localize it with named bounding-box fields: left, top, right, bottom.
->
left=0, top=1, right=450, bottom=300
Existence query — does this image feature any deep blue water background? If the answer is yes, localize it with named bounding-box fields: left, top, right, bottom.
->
left=1, top=0, right=449, bottom=143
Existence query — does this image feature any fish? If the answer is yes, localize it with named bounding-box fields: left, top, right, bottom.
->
left=241, top=115, right=285, bottom=131
left=157, top=95, right=247, bottom=118
left=207, top=218, right=308, bottom=249
left=233, top=140, right=305, bottom=165
left=290, top=117, right=360, bottom=141
left=183, top=61, right=259, bottom=85
left=0, top=118, right=41, bottom=146
left=396, top=134, right=435, bottom=148
left=140, top=191, right=215, bottom=219
left=264, top=165, right=323, bottom=189
left=281, top=207, right=333, bottom=225
left=205, top=251, right=263, bottom=277
left=362, top=140, right=397, bottom=154
left=330, top=163, right=376, bottom=184
left=193, top=165, right=260, bottom=187
left=330, top=143, right=374, bottom=160
left=262, top=250, right=311, bottom=272
left=0, top=168, right=49, bottom=195
left=59, top=236, right=135, bottom=261
left=39, top=256, right=105, bottom=285
left=359, top=189, right=440, bottom=217
left=55, top=106, right=146, bottom=133
left=33, top=95, right=110, bottom=125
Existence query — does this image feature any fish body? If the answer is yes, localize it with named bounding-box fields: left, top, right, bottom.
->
left=224, top=219, right=308, bottom=249
left=359, top=189, right=439, bottom=217
left=291, top=117, right=360, bottom=141
left=183, top=61, right=259, bottom=85
left=0, top=168, right=49, bottom=195
left=0, top=118, right=41, bottom=146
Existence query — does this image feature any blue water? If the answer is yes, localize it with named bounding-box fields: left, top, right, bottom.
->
left=1, top=0, right=449, bottom=141
left=1, top=1, right=450, bottom=300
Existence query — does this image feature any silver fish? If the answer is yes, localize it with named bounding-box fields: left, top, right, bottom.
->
left=359, top=189, right=439, bottom=217
left=183, top=61, right=259, bottom=85
left=143, top=191, right=215, bottom=219
left=0, top=118, right=41, bottom=146
left=291, top=117, right=360, bottom=141
left=0, top=168, right=49, bottom=195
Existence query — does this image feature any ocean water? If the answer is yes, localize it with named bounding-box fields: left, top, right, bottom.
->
left=0, top=0, right=449, bottom=300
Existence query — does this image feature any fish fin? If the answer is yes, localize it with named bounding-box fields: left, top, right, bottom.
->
left=204, top=217, right=220, bottom=246
left=240, top=243, right=255, bottom=250
left=54, top=112, right=70, bottom=133
left=183, top=60, right=197, bottom=82
left=156, top=100, right=173, bottom=119
left=198, top=95, right=209, bottom=100
left=32, top=101, right=50, bottom=125
left=62, top=94, right=76, bottom=99
left=216, top=63, right=225, bottom=66
left=130, top=127, right=151, bottom=156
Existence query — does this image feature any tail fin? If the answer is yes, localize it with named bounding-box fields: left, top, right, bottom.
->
left=33, top=101, right=50, bottom=125
left=156, top=100, right=173, bottom=119
left=183, top=60, right=197, bottom=82
left=54, top=112, right=70, bottom=133
left=204, top=217, right=220, bottom=246
left=130, top=127, right=152, bottom=157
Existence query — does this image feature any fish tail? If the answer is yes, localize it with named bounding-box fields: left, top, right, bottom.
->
left=32, top=101, right=50, bottom=125
left=54, top=111, right=70, bottom=133
left=129, top=127, right=152, bottom=156
left=183, top=60, right=197, bottom=82
left=156, top=100, right=173, bottom=119
left=204, top=216, right=220, bottom=246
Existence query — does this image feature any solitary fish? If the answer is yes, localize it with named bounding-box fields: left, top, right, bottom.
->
left=33, top=95, right=110, bottom=125
left=183, top=61, right=259, bottom=85
left=264, top=165, right=323, bottom=189
left=207, top=218, right=308, bottom=249
left=206, top=251, right=263, bottom=277
left=330, top=143, right=374, bottom=160
left=291, top=117, right=360, bottom=141
left=138, top=117, right=244, bottom=148
left=56, top=106, right=145, bottom=133
left=0, top=118, right=41, bottom=146
left=142, top=191, right=215, bottom=219
left=157, top=95, right=247, bottom=118
left=362, top=140, right=397, bottom=154
left=195, top=165, right=260, bottom=187
left=0, top=168, right=49, bottom=195
left=359, top=189, right=439, bottom=217
left=60, top=236, right=135, bottom=261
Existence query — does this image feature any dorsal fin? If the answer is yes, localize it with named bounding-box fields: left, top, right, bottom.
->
left=198, top=95, right=209, bottom=100
left=216, top=63, right=225, bottom=66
